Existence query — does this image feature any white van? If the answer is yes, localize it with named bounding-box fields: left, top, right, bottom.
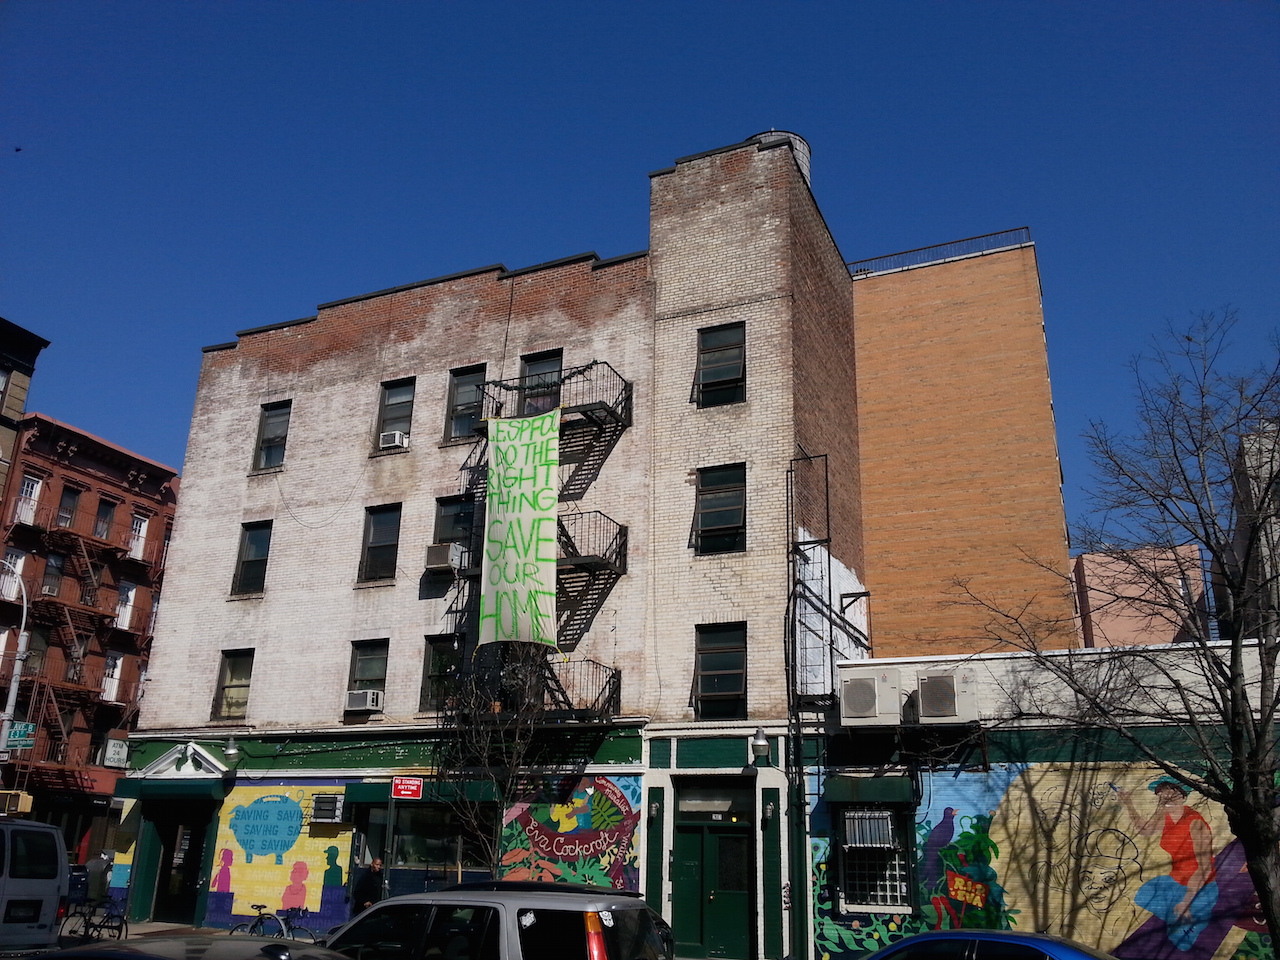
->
left=0, top=818, right=68, bottom=955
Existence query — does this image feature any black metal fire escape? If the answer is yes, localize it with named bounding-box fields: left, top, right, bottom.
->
left=428, top=360, right=632, bottom=722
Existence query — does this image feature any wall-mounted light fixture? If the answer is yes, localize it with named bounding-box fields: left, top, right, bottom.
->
left=648, top=801, right=660, bottom=820
left=750, top=728, right=770, bottom=766
left=763, top=802, right=776, bottom=822
left=223, top=737, right=241, bottom=764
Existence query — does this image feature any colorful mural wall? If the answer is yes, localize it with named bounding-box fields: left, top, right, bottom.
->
left=109, top=774, right=643, bottom=930
left=497, top=774, right=642, bottom=889
left=209, top=783, right=355, bottom=932
left=811, top=763, right=1272, bottom=960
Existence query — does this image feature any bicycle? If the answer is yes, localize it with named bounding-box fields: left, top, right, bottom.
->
left=229, top=904, right=314, bottom=941
left=59, top=896, right=129, bottom=942
left=280, top=906, right=316, bottom=942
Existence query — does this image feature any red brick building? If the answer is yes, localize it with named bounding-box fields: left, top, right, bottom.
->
left=0, top=406, right=177, bottom=860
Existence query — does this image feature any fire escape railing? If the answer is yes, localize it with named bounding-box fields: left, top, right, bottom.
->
left=477, top=361, right=632, bottom=428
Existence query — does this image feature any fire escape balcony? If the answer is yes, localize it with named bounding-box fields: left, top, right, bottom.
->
left=8, top=498, right=162, bottom=571
left=443, top=653, right=622, bottom=724
left=475, top=362, right=632, bottom=497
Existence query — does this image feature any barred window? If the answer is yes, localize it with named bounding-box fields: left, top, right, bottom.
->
left=839, top=808, right=913, bottom=911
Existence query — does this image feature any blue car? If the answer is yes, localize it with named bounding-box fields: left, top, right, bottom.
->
left=870, top=929, right=1120, bottom=960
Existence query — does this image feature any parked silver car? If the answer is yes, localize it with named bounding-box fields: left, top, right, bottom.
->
left=323, top=882, right=671, bottom=960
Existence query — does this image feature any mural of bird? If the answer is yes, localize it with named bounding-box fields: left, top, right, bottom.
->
left=920, top=807, right=958, bottom=892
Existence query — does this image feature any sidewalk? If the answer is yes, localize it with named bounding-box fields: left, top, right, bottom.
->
left=126, top=923, right=225, bottom=938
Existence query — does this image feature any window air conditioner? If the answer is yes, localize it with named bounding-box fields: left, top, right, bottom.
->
left=310, top=794, right=345, bottom=823
left=837, top=666, right=901, bottom=727
left=41, top=584, right=59, bottom=596
left=425, top=542, right=463, bottom=574
left=0, top=791, right=33, bottom=815
left=345, top=689, right=383, bottom=713
left=916, top=669, right=979, bottom=724
left=378, top=431, right=409, bottom=450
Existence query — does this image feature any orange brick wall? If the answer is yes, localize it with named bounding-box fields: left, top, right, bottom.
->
left=852, top=246, right=1076, bottom=656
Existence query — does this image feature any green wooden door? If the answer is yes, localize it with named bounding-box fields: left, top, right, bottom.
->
left=672, top=824, right=753, bottom=959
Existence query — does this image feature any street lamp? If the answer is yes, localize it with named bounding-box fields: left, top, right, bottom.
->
left=0, top=556, right=32, bottom=770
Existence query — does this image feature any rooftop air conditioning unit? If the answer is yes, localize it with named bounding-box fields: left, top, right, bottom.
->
left=345, top=689, right=384, bottom=713
left=838, top=666, right=901, bottom=727
left=425, top=542, right=464, bottom=574
left=916, top=668, right=979, bottom=724
left=310, top=794, right=345, bottom=823
left=379, top=431, right=409, bottom=450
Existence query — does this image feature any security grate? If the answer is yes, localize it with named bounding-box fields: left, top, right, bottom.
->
left=841, top=810, right=911, bottom=909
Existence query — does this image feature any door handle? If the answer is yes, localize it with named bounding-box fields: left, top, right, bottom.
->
left=708, top=890, right=715, bottom=901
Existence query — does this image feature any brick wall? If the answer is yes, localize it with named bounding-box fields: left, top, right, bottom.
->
left=852, top=247, right=1076, bottom=656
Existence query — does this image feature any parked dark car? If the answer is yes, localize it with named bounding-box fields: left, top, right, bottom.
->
left=40, top=935, right=349, bottom=960
left=324, top=883, right=671, bottom=960
left=870, top=929, right=1120, bottom=960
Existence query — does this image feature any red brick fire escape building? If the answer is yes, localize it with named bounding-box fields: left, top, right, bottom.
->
left=0, top=413, right=177, bottom=859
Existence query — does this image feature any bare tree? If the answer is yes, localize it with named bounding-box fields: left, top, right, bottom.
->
left=959, top=311, right=1280, bottom=944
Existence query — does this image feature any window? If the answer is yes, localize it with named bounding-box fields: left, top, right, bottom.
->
left=694, top=622, right=747, bottom=720
left=434, top=496, right=475, bottom=545
left=694, top=322, right=745, bottom=407
left=519, top=351, right=562, bottom=417
left=212, top=650, right=254, bottom=720
left=231, top=521, right=273, bottom=595
left=326, top=903, right=436, bottom=960
left=0, top=548, right=23, bottom=602
left=56, top=487, right=81, bottom=529
left=359, top=505, right=402, bottom=581
left=447, top=366, right=486, bottom=439
left=420, top=635, right=462, bottom=711
left=378, top=379, right=415, bottom=443
left=838, top=808, right=913, bottom=911
left=693, top=463, right=746, bottom=554
left=116, top=581, right=137, bottom=631
left=93, top=499, right=116, bottom=540
left=350, top=639, right=389, bottom=694
left=41, top=554, right=65, bottom=598
left=255, top=400, right=292, bottom=469
left=129, top=514, right=149, bottom=560
left=13, top=474, right=41, bottom=526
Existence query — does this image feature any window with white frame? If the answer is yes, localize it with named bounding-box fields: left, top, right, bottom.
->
left=13, top=474, right=41, bottom=526
left=0, top=548, right=24, bottom=602
left=838, top=808, right=913, bottom=912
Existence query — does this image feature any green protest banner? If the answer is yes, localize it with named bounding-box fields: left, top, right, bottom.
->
left=479, top=408, right=559, bottom=646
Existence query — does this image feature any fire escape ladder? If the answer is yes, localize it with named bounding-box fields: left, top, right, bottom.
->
left=554, top=512, right=627, bottom=651
left=538, top=656, right=576, bottom=713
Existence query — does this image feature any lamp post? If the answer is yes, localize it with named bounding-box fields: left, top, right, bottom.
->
left=0, top=556, right=32, bottom=775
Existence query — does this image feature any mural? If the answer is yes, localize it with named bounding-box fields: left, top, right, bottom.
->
left=811, top=763, right=1273, bottom=960
left=498, top=774, right=643, bottom=889
left=206, top=783, right=353, bottom=932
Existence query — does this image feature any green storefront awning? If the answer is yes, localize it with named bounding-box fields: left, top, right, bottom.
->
left=824, top=775, right=914, bottom=804
left=114, top=779, right=228, bottom=800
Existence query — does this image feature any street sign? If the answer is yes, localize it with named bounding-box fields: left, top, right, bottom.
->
left=4, top=723, right=35, bottom=750
left=391, top=776, right=423, bottom=800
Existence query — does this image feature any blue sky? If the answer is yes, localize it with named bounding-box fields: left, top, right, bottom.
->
left=2, top=1, right=1276, bottom=528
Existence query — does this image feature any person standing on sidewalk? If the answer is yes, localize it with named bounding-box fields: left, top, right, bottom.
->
left=352, top=858, right=384, bottom=912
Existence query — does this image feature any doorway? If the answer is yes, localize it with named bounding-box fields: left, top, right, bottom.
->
left=148, top=804, right=215, bottom=923
left=670, top=778, right=755, bottom=959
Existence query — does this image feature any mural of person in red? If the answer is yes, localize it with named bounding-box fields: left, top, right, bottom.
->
left=281, top=861, right=309, bottom=911
left=1120, top=776, right=1218, bottom=951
